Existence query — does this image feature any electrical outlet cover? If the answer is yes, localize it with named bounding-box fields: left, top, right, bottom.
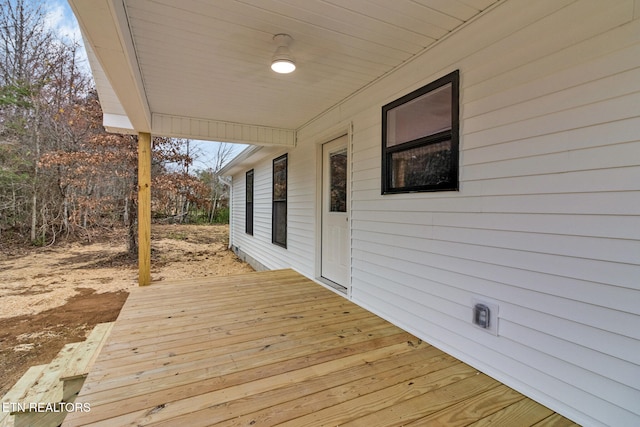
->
left=471, top=298, right=499, bottom=336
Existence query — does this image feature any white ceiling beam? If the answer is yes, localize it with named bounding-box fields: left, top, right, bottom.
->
left=152, top=113, right=296, bottom=147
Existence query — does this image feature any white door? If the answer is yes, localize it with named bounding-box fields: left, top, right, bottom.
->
left=321, top=135, right=349, bottom=288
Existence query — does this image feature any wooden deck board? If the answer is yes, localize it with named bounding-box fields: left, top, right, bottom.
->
left=62, top=269, right=578, bottom=426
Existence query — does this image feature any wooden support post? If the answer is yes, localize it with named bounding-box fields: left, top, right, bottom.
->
left=138, top=132, right=152, bottom=286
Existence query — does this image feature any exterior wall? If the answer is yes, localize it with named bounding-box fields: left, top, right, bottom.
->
left=229, top=0, right=640, bottom=425
left=229, top=145, right=318, bottom=278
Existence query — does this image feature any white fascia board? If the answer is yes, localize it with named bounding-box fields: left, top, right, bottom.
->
left=82, top=36, right=135, bottom=134
left=218, top=145, right=264, bottom=177
left=103, top=113, right=136, bottom=135
left=69, top=0, right=151, bottom=132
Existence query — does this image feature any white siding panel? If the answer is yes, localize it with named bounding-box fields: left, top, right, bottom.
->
left=464, top=15, right=640, bottom=109
left=462, top=0, right=635, bottom=91
left=464, top=91, right=640, bottom=150
left=230, top=144, right=318, bottom=278
left=353, top=195, right=484, bottom=214
left=479, top=192, right=640, bottom=215
left=465, top=67, right=640, bottom=135
left=503, top=307, right=640, bottom=369
left=465, top=36, right=640, bottom=118
left=464, top=117, right=640, bottom=167
left=352, top=210, right=434, bottom=227
left=502, top=313, right=640, bottom=382
left=229, top=1, right=640, bottom=425
left=431, top=212, right=640, bottom=240
left=352, top=233, right=640, bottom=321
left=499, top=330, right=640, bottom=423
left=431, top=225, right=640, bottom=265
left=351, top=169, right=378, bottom=191
left=464, top=164, right=640, bottom=194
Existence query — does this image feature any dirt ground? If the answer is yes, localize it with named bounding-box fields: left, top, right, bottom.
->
left=0, top=224, right=254, bottom=397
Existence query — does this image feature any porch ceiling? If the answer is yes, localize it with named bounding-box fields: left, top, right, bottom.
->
left=69, top=0, right=499, bottom=145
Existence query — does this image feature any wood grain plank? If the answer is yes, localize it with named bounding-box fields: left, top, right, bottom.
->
left=61, top=323, right=114, bottom=380
left=209, top=353, right=460, bottom=427
left=88, top=321, right=401, bottom=389
left=62, top=270, right=576, bottom=427
left=66, top=336, right=414, bottom=425
left=101, top=309, right=365, bottom=359
left=92, top=343, right=445, bottom=427
left=338, top=373, right=499, bottom=427
left=279, top=364, right=484, bottom=426
left=467, top=397, right=555, bottom=426
left=99, top=304, right=371, bottom=360
left=406, top=384, right=525, bottom=425
left=533, top=413, right=583, bottom=427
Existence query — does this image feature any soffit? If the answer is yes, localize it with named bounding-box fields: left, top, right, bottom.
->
left=71, top=0, right=500, bottom=140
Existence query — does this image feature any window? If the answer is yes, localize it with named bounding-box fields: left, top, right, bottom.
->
left=330, top=149, right=347, bottom=212
left=382, top=70, right=459, bottom=193
left=245, top=169, right=254, bottom=235
left=272, top=154, right=287, bottom=247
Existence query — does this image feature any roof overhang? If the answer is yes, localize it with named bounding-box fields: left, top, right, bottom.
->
left=71, top=0, right=151, bottom=133
left=69, top=0, right=501, bottom=146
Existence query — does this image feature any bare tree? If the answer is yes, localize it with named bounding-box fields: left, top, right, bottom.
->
left=0, top=0, right=84, bottom=242
left=194, top=142, right=236, bottom=223
left=1, top=0, right=229, bottom=249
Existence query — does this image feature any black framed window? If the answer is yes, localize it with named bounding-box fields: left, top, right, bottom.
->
left=245, top=169, right=254, bottom=235
left=272, top=154, right=287, bottom=247
left=382, top=70, right=459, bottom=193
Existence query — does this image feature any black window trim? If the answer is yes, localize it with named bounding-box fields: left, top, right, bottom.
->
left=381, top=69, right=460, bottom=194
left=272, top=154, right=287, bottom=248
left=245, top=169, right=254, bottom=235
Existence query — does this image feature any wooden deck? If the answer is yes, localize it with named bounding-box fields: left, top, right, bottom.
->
left=63, top=269, right=577, bottom=426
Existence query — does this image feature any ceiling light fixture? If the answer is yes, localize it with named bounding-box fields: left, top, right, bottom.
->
left=271, top=34, right=296, bottom=74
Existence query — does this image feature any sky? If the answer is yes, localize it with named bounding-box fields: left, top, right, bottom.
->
left=44, top=0, right=83, bottom=42
left=41, top=0, right=247, bottom=172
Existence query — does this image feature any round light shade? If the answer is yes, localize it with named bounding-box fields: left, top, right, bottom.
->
left=271, top=58, right=296, bottom=73
left=271, top=34, right=296, bottom=74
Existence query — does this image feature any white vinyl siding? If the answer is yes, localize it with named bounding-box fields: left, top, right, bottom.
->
left=229, top=1, right=640, bottom=425
left=344, top=1, right=640, bottom=425
left=230, top=146, right=317, bottom=278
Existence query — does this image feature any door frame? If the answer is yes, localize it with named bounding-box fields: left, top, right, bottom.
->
left=314, top=123, right=352, bottom=296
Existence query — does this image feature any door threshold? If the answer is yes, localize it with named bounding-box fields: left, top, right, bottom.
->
left=318, top=277, right=348, bottom=294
